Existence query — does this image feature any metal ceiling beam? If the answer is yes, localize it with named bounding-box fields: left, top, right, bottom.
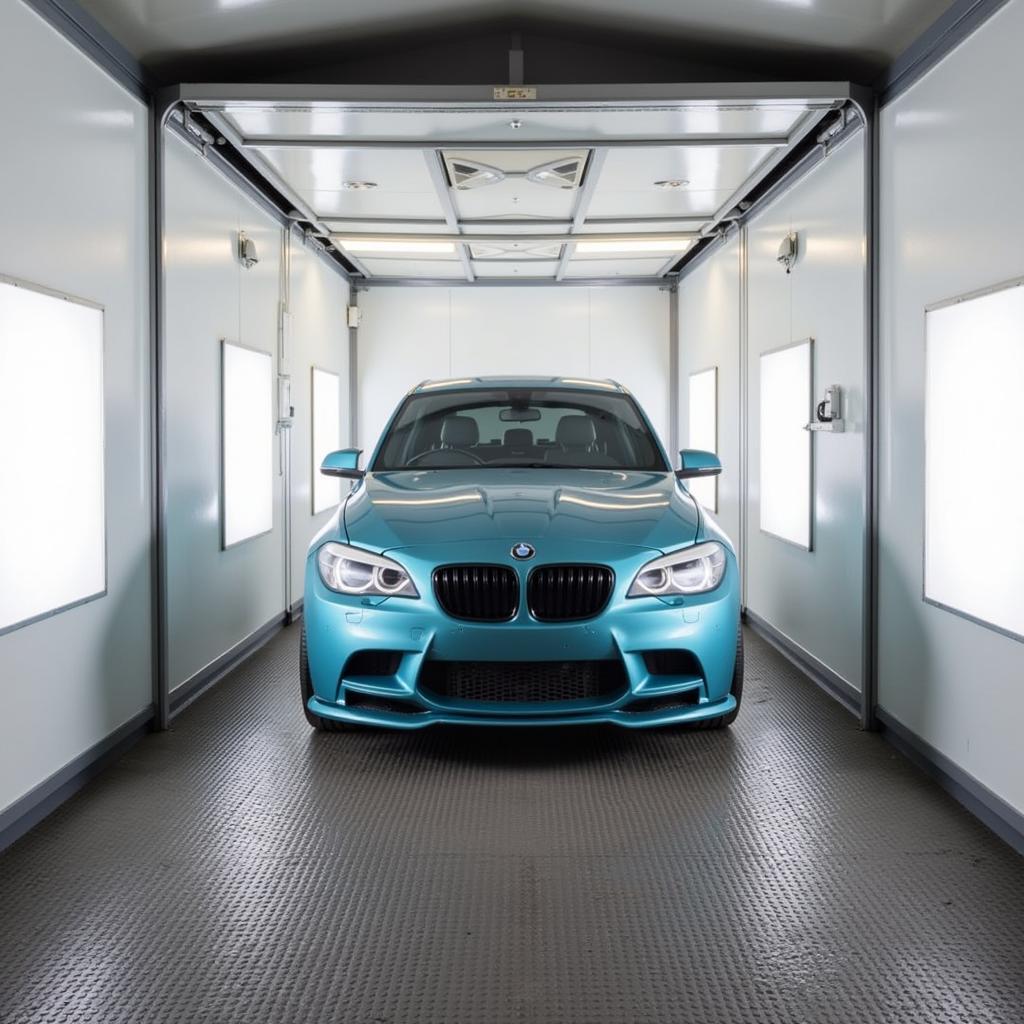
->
left=181, top=83, right=850, bottom=105
left=319, top=216, right=714, bottom=229
left=240, top=135, right=790, bottom=151
left=424, top=150, right=474, bottom=282
left=359, top=276, right=671, bottom=288
left=699, top=106, right=833, bottom=239
left=203, top=110, right=330, bottom=237
left=332, top=231, right=699, bottom=245
left=556, top=148, right=607, bottom=282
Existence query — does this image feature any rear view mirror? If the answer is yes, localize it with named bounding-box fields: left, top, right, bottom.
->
left=676, top=449, right=721, bottom=479
left=500, top=407, right=542, bottom=422
left=321, top=448, right=365, bottom=480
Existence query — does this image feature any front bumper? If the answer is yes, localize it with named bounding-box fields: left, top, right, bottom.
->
left=303, top=542, right=740, bottom=729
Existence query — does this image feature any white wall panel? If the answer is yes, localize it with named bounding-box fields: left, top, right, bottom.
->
left=0, top=2, right=151, bottom=814
left=878, top=0, right=1024, bottom=814
left=677, top=238, right=741, bottom=547
left=588, top=289, right=670, bottom=445
left=357, top=289, right=451, bottom=453
left=745, top=135, right=866, bottom=691
left=358, top=288, right=669, bottom=455
left=164, top=135, right=285, bottom=693
left=288, top=236, right=350, bottom=602
left=450, top=289, right=590, bottom=378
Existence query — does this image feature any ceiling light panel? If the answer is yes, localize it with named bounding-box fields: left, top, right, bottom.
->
left=561, top=258, right=673, bottom=279
left=218, top=104, right=814, bottom=145
left=336, top=238, right=457, bottom=255
left=574, top=238, right=694, bottom=255
left=585, top=144, right=778, bottom=220
left=355, top=259, right=466, bottom=280
left=249, top=146, right=448, bottom=219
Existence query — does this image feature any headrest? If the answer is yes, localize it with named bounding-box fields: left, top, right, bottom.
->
left=503, top=428, right=533, bottom=447
left=440, top=415, right=479, bottom=448
left=555, top=415, right=597, bottom=448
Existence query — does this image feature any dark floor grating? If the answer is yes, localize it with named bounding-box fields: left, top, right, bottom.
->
left=0, top=626, right=1022, bottom=1023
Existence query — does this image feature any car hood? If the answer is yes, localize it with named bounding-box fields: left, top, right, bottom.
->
left=343, top=468, right=699, bottom=554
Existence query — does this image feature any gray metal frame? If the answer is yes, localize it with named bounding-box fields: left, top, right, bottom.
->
left=177, top=82, right=851, bottom=287
left=0, top=274, right=108, bottom=639
left=757, top=337, right=815, bottom=553
left=219, top=338, right=276, bottom=552
left=921, top=275, right=1024, bottom=645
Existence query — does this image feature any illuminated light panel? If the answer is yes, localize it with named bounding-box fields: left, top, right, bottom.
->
left=688, top=367, right=718, bottom=512
left=575, top=238, right=694, bottom=255
left=0, top=279, right=105, bottom=632
left=759, top=340, right=812, bottom=549
left=336, top=239, right=456, bottom=255
left=222, top=341, right=274, bottom=547
left=312, top=367, right=342, bottom=515
left=925, top=282, right=1024, bottom=637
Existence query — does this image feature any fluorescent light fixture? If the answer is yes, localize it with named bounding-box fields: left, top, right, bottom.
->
left=312, top=367, right=342, bottom=515
left=0, top=279, right=105, bottom=633
left=575, top=238, right=693, bottom=255
left=688, top=367, right=718, bottom=512
left=759, top=340, right=812, bottom=549
left=337, top=238, right=457, bottom=255
left=925, top=281, right=1024, bottom=638
left=222, top=341, right=274, bottom=548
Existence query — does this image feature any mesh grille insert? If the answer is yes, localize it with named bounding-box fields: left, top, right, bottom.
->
left=528, top=565, right=613, bottom=621
left=419, top=660, right=628, bottom=704
left=433, top=565, right=519, bottom=621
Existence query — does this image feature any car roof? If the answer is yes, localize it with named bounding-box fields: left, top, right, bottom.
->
left=409, top=376, right=627, bottom=395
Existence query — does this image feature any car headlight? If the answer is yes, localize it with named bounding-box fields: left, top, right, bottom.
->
left=316, top=542, right=418, bottom=598
left=628, top=542, right=726, bottom=597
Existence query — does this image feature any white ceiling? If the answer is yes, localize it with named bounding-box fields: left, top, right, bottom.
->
left=186, top=93, right=842, bottom=282
left=82, top=0, right=951, bottom=65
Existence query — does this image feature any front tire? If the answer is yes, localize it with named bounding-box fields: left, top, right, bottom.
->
left=299, top=627, right=349, bottom=732
left=700, top=622, right=743, bottom=730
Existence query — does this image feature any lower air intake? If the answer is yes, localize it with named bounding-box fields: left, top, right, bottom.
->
left=419, top=660, right=628, bottom=704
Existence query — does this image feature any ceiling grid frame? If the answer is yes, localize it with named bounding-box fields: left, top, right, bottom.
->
left=178, top=82, right=850, bottom=286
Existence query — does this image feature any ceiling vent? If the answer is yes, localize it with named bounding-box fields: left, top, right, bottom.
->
left=469, top=241, right=563, bottom=260
left=444, top=151, right=587, bottom=191
left=447, top=159, right=506, bottom=190
left=525, top=157, right=585, bottom=190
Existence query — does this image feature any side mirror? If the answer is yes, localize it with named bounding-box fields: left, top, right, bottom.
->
left=321, top=448, right=365, bottom=480
left=675, top=449, right=721, bottom=480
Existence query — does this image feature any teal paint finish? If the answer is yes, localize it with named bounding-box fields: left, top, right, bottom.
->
left=303, top=378, right=741, bottom=729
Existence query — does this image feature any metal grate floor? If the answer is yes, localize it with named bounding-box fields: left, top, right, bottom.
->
left=1, top=625, right=1022, bottom=1023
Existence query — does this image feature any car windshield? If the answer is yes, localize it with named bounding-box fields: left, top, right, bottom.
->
left=372, top=387, right=669, bottom=472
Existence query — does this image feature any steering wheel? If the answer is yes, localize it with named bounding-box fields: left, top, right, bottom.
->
left=406, top=447, right=487, bottom=466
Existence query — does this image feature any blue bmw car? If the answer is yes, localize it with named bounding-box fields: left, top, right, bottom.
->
left=301, top=377, right=742, bottom=731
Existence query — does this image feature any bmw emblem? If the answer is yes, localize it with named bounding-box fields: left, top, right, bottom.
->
left=511, top=542, right=536, bottom=561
